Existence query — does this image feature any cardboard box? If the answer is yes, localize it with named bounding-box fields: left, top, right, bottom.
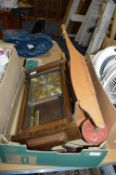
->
left=20, top=41, right=64, bottom=67
left=0, top=40, right=116, bottom=170
left=102, top=37, right=116, bottom=48
left=0, top=144, right=107, bottom=168
left=86, top=55, right=116, bottom=149
left=0, top=42, right=24, bottom=136
left=35, top=41, right=64, bottom=65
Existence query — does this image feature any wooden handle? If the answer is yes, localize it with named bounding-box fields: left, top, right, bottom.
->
left=61, top=24, right=66, bottom=33
left=61, top=24, right=105, bottom=128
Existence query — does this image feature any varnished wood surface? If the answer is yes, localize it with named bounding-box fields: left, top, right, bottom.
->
left=27, top=132, right=68, bottom=150
left=0, top=9, right=21, bottom=31
left=0, top=9, right=11, bottom=29
left=0, top=164, right=56, bottom=171
left=61, top=24, right=105, bottom=128
left=11, top=59, right=81, bottom=149
left=103, top=149, right=116, bottom=164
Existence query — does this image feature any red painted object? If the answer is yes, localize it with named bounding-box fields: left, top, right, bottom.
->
left=82, top=119, right=108, bottom=145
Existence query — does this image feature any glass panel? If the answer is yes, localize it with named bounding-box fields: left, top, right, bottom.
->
left=23, top=69, right=65, bottom=128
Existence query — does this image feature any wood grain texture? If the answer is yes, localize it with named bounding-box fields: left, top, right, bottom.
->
left=62, top=24, right=105, bottom=128
left=27, top=132, right=68, bottom=150
left=0, top=164, right=54, bottom=171
left=11, top=58, right=81, bottom=149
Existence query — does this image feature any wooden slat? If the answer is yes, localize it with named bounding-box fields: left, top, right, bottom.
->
left=70, top=14, right=85, bottom=22
left=87, top=0, right=115, bottom=54
left=110, top=7, right=116, bottom=39
left=90, top=168, right=101, bottom=175
left=75, top=0, right=104, bottom=46
left=0, top=164, right=55, bottom=171
left=65, top=0, right=80, bottom=29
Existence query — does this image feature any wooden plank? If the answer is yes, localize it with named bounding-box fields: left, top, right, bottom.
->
left=110, top=7, right=116, bottom=39
left=78, top=169, right=91, bottom=175
left=75, top=0, right=104, bottom=46
left=0, top=164, right=57, bottom=171
left=62, top=24, right=105, bottom=128
left=90, top=168, right=101, bottom=175
left=65, top=0, right=80, bottom=29
left=102, top=37, right=116, bottom=49
left=70, top=14, right=85, bottom=22
left=103, top=148, right=116, bottom=164
left=87, top=0, right=115, bottom=54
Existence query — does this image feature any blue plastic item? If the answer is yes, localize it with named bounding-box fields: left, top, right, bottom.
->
left=3, top=31, right=53, bottom=57
left=3, top=30, right=29, bottom=43
left=25, top=60, right=38, bottom=70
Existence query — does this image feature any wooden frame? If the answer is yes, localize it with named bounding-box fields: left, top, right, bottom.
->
left=11, top=59, right=81, bottom=150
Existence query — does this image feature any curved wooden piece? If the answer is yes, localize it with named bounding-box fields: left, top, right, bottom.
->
left=61, top=24, right=105, bottom=128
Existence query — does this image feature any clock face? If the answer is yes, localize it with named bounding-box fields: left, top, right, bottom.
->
left=23, top=68, right=65, bottom=128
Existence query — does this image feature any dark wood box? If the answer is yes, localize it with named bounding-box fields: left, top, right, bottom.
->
left=11, top=59, right=81, bottom=150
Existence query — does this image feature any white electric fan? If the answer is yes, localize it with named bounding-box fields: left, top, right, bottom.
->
left=92, top=46, right=116, bottom=106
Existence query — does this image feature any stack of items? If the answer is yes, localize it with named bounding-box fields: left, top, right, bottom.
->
left=1, top=26, right=116, bottom=168
left=11, top=26, right=111, bottom=151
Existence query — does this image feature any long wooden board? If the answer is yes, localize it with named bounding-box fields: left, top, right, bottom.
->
left=61, top=24, right=105, bottom=128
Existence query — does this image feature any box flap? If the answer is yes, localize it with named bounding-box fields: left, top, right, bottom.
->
left=86, top=55, right=116, bottom=148
left=0, top=144, right=107, bottom=168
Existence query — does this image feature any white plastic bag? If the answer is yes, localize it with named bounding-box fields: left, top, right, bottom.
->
left=0, top=48, right=10, bottom=80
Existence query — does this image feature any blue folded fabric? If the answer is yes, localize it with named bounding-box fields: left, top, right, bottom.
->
left=3, top=31, right=53, bottom=57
